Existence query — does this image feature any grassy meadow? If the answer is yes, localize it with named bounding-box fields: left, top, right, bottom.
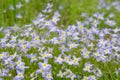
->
left=0, top=0, right=120, bottom=80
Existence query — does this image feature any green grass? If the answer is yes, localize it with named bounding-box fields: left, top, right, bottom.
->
left=1, top=0, right=120, bottom=27
left=0, top=0, right=120, bottom=80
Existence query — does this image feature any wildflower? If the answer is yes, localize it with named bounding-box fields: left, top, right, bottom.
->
left=3, top=55, right=14, bottom=64
left=52, top=16, right=60, bottom=24
left=32, top=19, right=40, bottom=26
left=0, top=52, right=9, bottom=60
left=68, top=60, right=74, bottom=65
left=42, top=3, right=53, bottom=13
left=6, top=61, right=15, bottom=70
left=28, top=54, right=38, bottom=63
left=92, top=19, right=100, bottom=27
left=31, top=35, right=40, bottom=46
left=6, top=42, right=12, bottom=48
left=88, top=75, right=96, bottom=80
left=72, top=32, right=80, bottom=40
left=72, top=56, right=81, bottom=65
left=82, top=76, right=89, bottom=80
left=90, top=26, right=99, bottom=34
left=16, top=57, right=25, bottom=66
left=16, top=13, right=23, bottom=19
left=40, top=51, right=52, bottom=60
left=59, top=5, right=63, bottom=10
left=45, top=72, right=53, bottom=80
left=38, top=59, right=52, bottom=71
left=24, top=0, right=29, bottom=3
left=10, top=36, right=18, bottom=43
left=65, top=69, right=76, bottom=79
left=0, top=69, right=9, bottom=77
left=104, top=48, right=112, bottom=54
left=115, top=68, right=120, bottom=76
left=16, top=2, right=23, bottom=9
left=54, top=55, right=64, bottom=64
left=54, top=11, right=60, bottom=17
left=57, top=70, right=64, bottom=78
left=105, top=18, right=116, bottom=26
left=44, top=20, right=52, bottom=27
left=93, top=68, right=102, bottom=77
left=9, top=5, right=15, bottom=10
left=97, top=39, right=106, bottom=47
left=64, top=55, right=71, bottom=64
left=58, top=30, right=67, bottom=41
left=66, top=29, right=72, bottom=36
left=77, top=21, right=84, bottom=31
left=49, top=26, right=58, bottom=32
left=36, top=68, right=45, bottom=76
left=113, top=28, right=120, bottom=33
left=0, top=38, right=7, bottom=43
left=108, top=13, right=115, bottom=18
left=81, top=12, right=88, bottom=18
left=83, top=62, right=93, bottom=72
left=50, top=37, right=59, bottom=44
left=59, top=45, right=68, bottom=53
left=48, top=47, right=54, bottom=53
left=81, top=48, right=90, bottom=59
left=16, top=64, right=29, bottom=73
left=99, top=54, right=107, bottom=62
left=68, top=42, right=79, bottom=49
left=14, top=71, right=24, bottom=80
left=93, top=51, right=100, bottom=59
left=93, top=12, right=104, bottom=20
left=19, top=42, right=31, bottom=53
left=15, top=57, right=29, bottom=73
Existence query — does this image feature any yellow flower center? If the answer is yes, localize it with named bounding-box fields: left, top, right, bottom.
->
left=65, top=57, right=69, bottom=61
left=17, top=61, right=21, bottom=65
left=18, top=73, right=23, bottom=77
left=34, top=37, right=39, bottom=41
left=74, top=59, right=78, bottom=63
left=32, top=56, right=36, bottom=60
left=43, top=63, right=47, bottom=67
left=86, top=66, right=90, bottom=71
left=79, top=26, right=83, bottom=29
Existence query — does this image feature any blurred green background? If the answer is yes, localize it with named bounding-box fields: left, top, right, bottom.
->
left=0, top=0, right=120, bottom=27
